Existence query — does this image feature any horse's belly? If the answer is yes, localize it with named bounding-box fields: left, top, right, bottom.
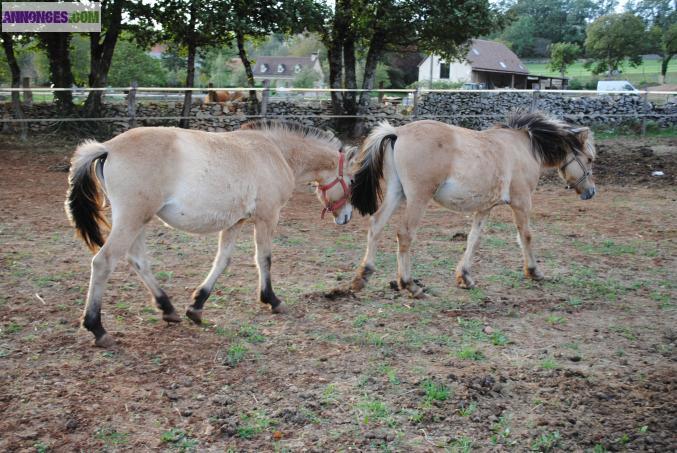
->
left=433, top=178, right=497, bottom=212
left=156, top=199, right=251, bottom=234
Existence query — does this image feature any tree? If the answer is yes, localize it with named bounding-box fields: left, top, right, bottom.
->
left=1, top=33, right=26, bottom=139
left=584, top=13, right=647, bottom=76
left=628, top=0, right=677, bottom=83
left=548, top=42, right=581, bottom=77
left=107, top=38, right=168, bottom=86
left=84, top=0, right=128, bottom=117
left=647, top=23, right=677, bottom=83
left=38, top=32, right=75, bottom=113
left=501, top=16, right=536, bottom=56
left=319, top=0, right=501, bottom=135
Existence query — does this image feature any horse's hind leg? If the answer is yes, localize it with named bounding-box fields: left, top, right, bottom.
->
left=455, top=209, right=491, bottom=289
left=82, top=222, right=143, bottom=347
left=396, top=201, right=428, bottom=298
left=510, top=199, right=544, bottom=280
left=351, top=182, right=403, bottom=291
left=186, top=220, right=244, bottom=324
left=126, top=229, right=180, bottom=323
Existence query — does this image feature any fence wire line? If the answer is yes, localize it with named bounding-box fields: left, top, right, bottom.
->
left=1, top=113, right=675, bottom=124
left=2, top=86, right=677, bottom=95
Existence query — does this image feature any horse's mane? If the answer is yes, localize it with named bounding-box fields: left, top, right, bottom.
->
left=498, top=111, right=588, bottom=166
left=241, top=119, right=344, bottom=153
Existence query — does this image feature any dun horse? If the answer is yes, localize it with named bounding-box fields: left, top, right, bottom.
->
left=66, top=121, right=356, bottom=347
left=350, top=111, right=596, bottom=297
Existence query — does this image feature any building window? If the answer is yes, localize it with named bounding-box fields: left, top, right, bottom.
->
left=277, top=64, right=285, bottom=73
left=294, top=64, right=302, bottom=73
left=439, top=62, right=450, bottom=79
left=260, top=64, right=269, bottom=73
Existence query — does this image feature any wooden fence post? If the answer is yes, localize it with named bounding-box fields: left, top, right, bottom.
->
left=127, top=80, right=137, bottom=129
left=530, top=89, right=539, bottom=112
left=261, top=80, right=270, bottom=117
left=641, top=90, right=649, bottom=137
left=22, top=77, right=32, bottom=107
left=413, top=87, right=420, bottom=119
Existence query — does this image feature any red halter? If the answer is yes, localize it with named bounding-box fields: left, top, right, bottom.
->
left=318, top=152, right=350, bottom=219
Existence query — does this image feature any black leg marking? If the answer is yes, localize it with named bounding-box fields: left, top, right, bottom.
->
left=82, top=311, right=106, bottom=340
left=155, top=290, right=175, bottom=314
left=191, top=287, right=210, bottom=310
left=259, top=254, right=281, bottom=308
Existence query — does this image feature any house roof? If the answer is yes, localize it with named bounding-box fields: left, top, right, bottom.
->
left=466, top=39, right=528, bottom=74
left=252, top=56, right=318, bottom=78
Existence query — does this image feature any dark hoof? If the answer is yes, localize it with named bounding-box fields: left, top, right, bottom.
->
left=455, top=271, right=475, bottom=289
left=94, top=333, right=115, bottom=348
left=525, top=267, right=545, bottom=281
left=185, top=307, right=203, bottom=325
left=163, top=311, right=182, bottom=323
left=271, top=302, right=287, bottom=314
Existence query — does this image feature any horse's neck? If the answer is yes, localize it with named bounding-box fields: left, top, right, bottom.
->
left=275, top=136, right=337, bottom=183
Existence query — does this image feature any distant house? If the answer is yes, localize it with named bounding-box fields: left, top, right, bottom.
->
left=252, top=54, right=324, bottom=88
left=418, top=39, right=567, bottom=89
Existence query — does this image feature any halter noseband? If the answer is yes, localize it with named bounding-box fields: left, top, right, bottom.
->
left=318, top=152, right=350, bottom=219
left=560, top=153, right=591, bottom=190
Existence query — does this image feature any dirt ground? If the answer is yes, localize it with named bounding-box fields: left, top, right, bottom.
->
left=0, top=134, right=675, bottom=452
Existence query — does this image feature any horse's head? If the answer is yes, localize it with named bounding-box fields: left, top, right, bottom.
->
left=559, top=127, right=597, bottom=200
left=315, top=146, right=358, bottom=225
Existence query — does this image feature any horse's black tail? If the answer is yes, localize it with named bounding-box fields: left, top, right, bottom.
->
left=65, top=140, right=109, bottom=252
left=350, top=121, right=398, bottom=216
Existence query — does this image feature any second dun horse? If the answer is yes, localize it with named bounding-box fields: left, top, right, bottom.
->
left=66, top=121, right=356, bottom=347
left=350, top=111, right=596, bottom=297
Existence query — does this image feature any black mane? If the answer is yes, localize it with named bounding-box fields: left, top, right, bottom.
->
left=499, top=111, right=584, bottom=166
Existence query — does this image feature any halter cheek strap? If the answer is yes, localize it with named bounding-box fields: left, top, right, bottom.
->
left=318, top=152, right=350, bottom=219
left=560, top=154, right=591, bottom=190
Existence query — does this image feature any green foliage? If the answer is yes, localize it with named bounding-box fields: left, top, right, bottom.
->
left=548, top=42, right=581, bottom=76
left=531, top=431, right=561, bottom=451
left=108, top=39, right=168, bottom=86
left=502, top=16, right=537, bottom=56
left=585, top=13, right=647, bottom=75
left=420, top=379, right=450, bottom=402
left=226, top=343, right=247, bottom=367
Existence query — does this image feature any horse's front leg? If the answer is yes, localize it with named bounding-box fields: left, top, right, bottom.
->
left=455, top=209, right=491, bottom=289
left=351, top=188, right=403, bottom=291
left=254, top=214, right=286, bottom=314
left=510, top=199, right=544, bottom=280
left=186, top=220, right=245, bottom=324
left=396, top=201, right=428, bottom=298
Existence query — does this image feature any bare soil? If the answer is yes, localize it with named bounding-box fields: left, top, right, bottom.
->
left=0, top=135, right=675, bottom=452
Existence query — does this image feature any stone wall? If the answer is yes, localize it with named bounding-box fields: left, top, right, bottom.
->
left=414, top=92, right=676, bottom=129
left=1, top=92, right=674, bottom=138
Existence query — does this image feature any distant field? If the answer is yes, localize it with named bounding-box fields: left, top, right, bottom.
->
left=525, top=58, right=677, bottom=85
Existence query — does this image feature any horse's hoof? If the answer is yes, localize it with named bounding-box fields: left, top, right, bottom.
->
left=94, top=333, right=115, bottom=348
left=455, top=273, right=475, bottom=289
left=163, top=311, right=182, bottom=323
left=271, top=302, right=287, bottom=314
left=185, top=307, right=203, bottom=325
left=526, top=267, right=545, bottom=281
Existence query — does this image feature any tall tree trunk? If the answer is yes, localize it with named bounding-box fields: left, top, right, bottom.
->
left=327, top=42, right=344, bottom=117
left=1, top=33, right=27, bottom=139
left=355, top=29, right=385, bottom=136
left=236, top=31, right=259, bottom=115
left=40, top=33, right=74, bottom=114
left=660, top=54, right=672, bottom=84
left=180, top=41, right=197, bottom=128
left=180, top=1, right=197, bottom=129
left=85, top=0, right=124, bottom=117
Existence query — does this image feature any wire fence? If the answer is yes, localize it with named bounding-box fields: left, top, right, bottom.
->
left=1, top=86, right=675, bottom=130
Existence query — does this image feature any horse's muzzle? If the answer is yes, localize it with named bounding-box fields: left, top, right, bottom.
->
left=335, top=211, right=352, bottom=225
left=580, top=187, right=596, bottom=200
